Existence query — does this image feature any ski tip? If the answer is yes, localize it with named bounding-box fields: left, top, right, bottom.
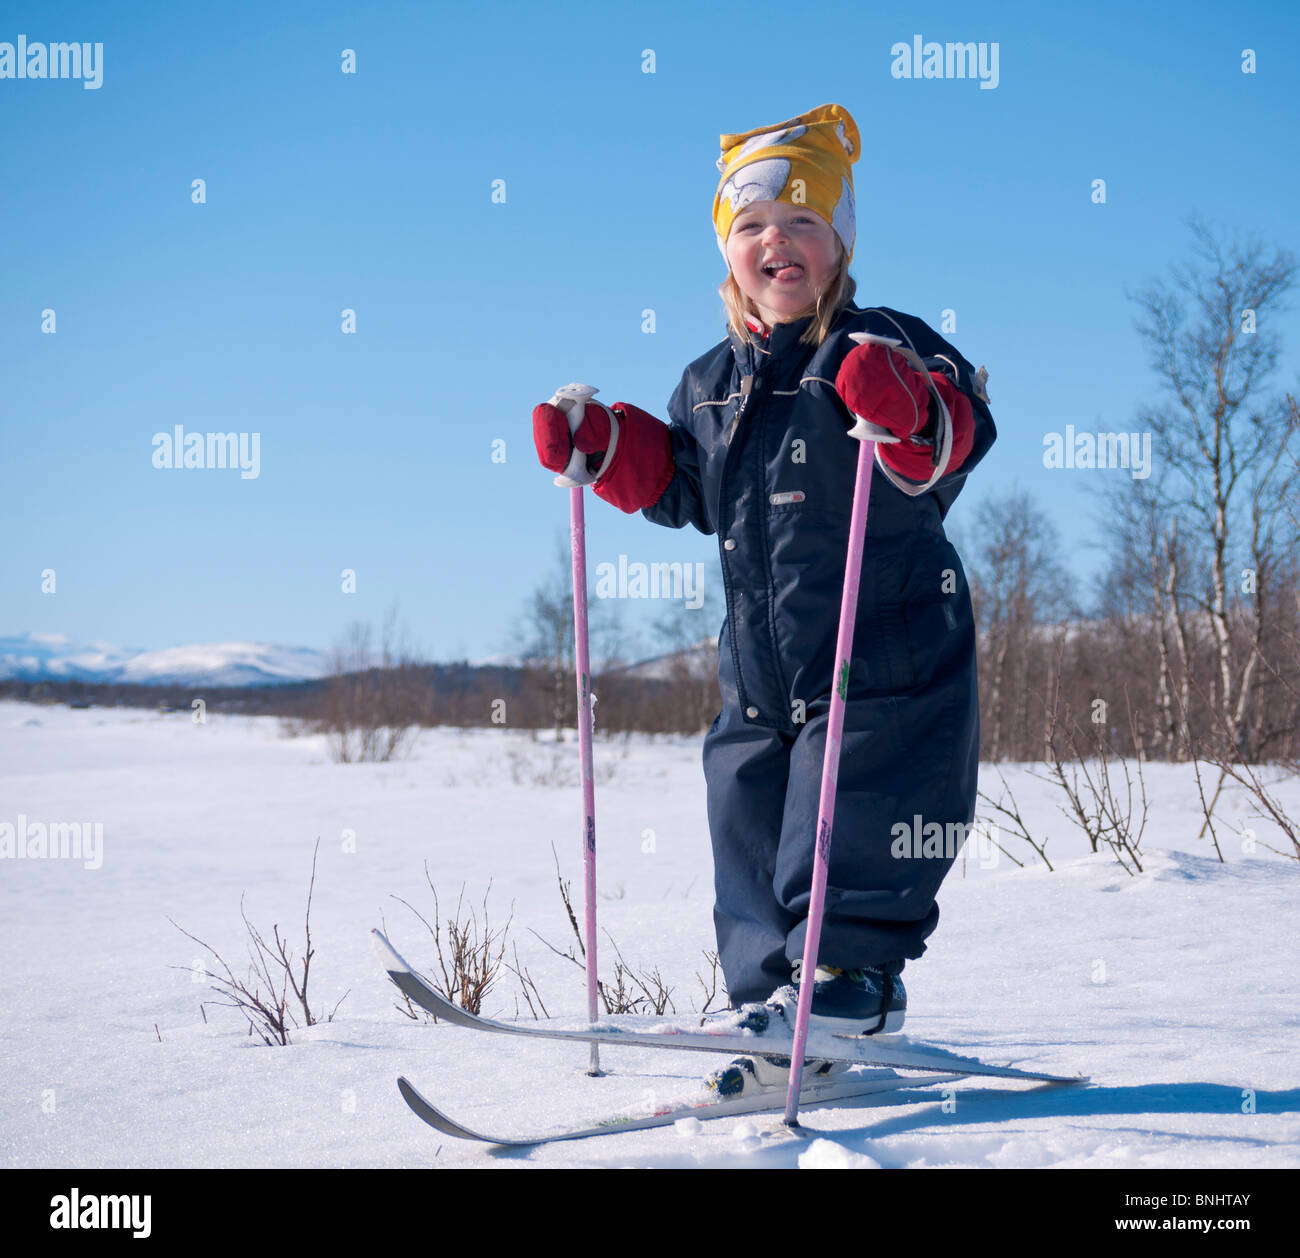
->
left=396, top=1076, right=435, bottom=1125
left=397, top=1075, right=434, bottom=1115
left=370, top=928, right=411, bottom=976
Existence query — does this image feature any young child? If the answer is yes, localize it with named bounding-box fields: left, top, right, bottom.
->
left=533, top=103, right=994, bottom=1067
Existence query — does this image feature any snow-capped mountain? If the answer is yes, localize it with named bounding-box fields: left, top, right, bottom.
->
left=1, top=633, right=721, bottom=688
left=603, top=637, right=719, bottom=680
left=0, top=633, right=332, bottom=688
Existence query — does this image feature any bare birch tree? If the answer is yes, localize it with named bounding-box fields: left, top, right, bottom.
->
left=513, top=530, right=629, bottom=740
left=1116, top=215, right=1298, bottom=759
left=962, top=489, right=1075, bottom=761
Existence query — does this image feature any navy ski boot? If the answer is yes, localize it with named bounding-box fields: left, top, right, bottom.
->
left=702, top=992, right=848, bottom=1099
left=706, top=1052, right=846, bottom=1099
left=804, top=963, right=906, bottom=1035
left=703, top=962, right=905, bottom=1097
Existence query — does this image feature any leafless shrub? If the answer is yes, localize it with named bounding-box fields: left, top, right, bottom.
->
left=532, top=844, right=676, bottom=1016
left=975, top=764, right=1051, bottom=870
left=599, top=935, right=676, bottom=1017
left=695, top=950, right=722, bottom=1018
left=171, top=839, right=347, bottom=1044
left=507, top=943, right=549, bottom=1020
left=319, top=607, right=423, bottom=763
left=1031, top=680, right=1148, bottom=874
left=392, top=869, right=512, bottom=1015
left=1189, top=755, right=1229, bottom=863
left=1180, top=670, right=1300, bottom=862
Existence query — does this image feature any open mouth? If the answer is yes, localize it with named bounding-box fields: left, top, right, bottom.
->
left=762, top=260, right=804, bottom=281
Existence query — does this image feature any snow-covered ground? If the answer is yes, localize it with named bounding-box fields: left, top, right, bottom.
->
left=1, top=699, right=1296, bottom=1168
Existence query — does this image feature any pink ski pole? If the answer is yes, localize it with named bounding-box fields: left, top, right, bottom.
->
left=783, top=333, right=950, bottom=1126
left=549, top=382, right=609, bottom=1077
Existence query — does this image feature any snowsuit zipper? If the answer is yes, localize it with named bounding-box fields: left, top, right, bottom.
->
left=719, top=370, right=771, bottom=720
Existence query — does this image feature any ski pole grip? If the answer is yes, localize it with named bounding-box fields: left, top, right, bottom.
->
left=844, top=331, right=953, bottom=489
left=550, top=382, right=620, bottom=488
left=842, top=333, right=905, bottom=443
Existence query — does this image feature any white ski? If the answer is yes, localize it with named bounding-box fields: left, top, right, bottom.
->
left=395, top=1068, right=961, bottom=1146
left=374, top=929, right=1087, bottom=1085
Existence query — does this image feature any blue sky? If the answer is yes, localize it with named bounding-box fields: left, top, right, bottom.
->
left=3, top=0, right=1298, bottom=664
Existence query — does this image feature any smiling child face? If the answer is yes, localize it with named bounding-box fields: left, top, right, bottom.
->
left=724, top=200, right=841, bottom=326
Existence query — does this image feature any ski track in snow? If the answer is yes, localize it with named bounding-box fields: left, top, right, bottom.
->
left=1, top=700, right=1297, bottom=1169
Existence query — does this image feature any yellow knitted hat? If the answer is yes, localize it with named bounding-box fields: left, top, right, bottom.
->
left=713, top=103, right=860, bottom=264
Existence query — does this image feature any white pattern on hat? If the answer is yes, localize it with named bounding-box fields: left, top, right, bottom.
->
left=715, top=123, right=808, bottom=173
left=831, top=175, right=856, bottom=258
left=717, top=158, right=792, bottom=218
left=714, top=165, right=856, bottom=263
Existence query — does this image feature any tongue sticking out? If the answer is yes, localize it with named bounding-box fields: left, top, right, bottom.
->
left=770, top=265, right=802, bottom=280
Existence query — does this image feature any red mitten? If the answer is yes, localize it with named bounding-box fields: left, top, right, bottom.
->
left=592, top=402, right=675, bottom=513
left=532, top=401, right=612, bottom=474
left=835, top=342, right=932, bottom=440
left=835, top=342, right=975, bottom=481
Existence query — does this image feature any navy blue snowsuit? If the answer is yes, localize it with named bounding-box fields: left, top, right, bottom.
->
left=642, top=301, right=996, bottom=1006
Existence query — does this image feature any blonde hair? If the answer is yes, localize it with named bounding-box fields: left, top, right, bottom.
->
left=718, top=236, right=856, bottom=349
